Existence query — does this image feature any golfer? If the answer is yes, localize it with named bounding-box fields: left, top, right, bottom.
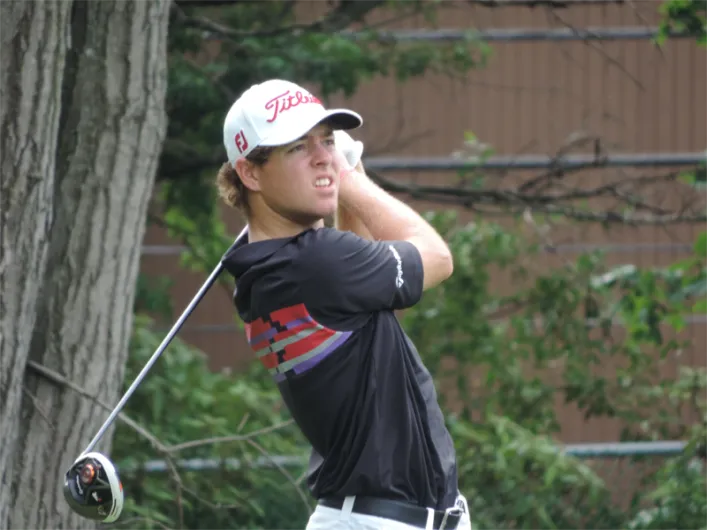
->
left=218, top=79, right=471, bottom=530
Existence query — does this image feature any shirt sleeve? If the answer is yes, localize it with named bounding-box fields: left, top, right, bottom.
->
left=297, top=228, right=424, bottom=317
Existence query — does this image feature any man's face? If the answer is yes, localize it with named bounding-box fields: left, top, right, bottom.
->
left=254, top=123, right=343, bottom=227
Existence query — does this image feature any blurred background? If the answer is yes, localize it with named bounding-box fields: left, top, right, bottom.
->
left=2, top=0, right=704, bottom=529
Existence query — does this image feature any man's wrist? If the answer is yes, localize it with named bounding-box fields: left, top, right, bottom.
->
left=339, top=170, right=374, bottom=209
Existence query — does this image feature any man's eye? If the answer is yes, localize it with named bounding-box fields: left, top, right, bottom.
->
left=324, top=137, right=335, bottom=146
left=288, top=144, right=305, bottom=153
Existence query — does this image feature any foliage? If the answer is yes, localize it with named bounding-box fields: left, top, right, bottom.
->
left=627, top=422, right=707, bottom=530
left=450, top=415, right=623, bottom=529
left=658, top=0, right=707, bottom=45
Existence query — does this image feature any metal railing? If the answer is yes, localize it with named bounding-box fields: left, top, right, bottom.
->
left=362, top=152, right=706, bottom=171
left=343, top=26, right=693, bottom=43
left=117, top=440, right=688, bottom=474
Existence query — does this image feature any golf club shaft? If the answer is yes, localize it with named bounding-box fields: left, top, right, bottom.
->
left=81, top=226, right=248, bottom=455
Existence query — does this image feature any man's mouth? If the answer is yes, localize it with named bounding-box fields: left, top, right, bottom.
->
left=315, top=177, right=333, bottom=188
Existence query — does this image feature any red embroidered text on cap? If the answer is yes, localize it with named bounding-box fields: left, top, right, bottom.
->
left=265, top=90, right=322, bottom=123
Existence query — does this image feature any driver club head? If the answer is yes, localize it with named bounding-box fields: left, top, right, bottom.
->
left=63, top=452, right=124, bottom=523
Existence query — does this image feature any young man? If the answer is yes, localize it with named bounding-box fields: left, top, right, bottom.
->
left=217, top=79, right=471, bottom=530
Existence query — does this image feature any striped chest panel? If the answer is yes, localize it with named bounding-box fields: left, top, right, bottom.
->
left=244, top=303, right=352, bottom=382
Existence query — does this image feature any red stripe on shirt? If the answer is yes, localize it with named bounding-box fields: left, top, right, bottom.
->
left=282, top=328, right=337, bottom=361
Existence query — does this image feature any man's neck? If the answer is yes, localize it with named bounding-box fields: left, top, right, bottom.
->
left=246, top=204, right=324, bottom=243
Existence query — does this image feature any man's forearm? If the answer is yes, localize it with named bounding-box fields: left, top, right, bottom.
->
left=335, top=162, right=375, bottom=240
left=339, top=170, right=441, bottom=243
left=338, top=170, right=453, bottom=290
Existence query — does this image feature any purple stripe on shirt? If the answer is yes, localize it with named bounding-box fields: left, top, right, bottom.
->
left=293, top=331, right=353, bottom=374
left=252, top=316, right=315, bottom=346
left=249, top=326, right=278, bottom=345
left=270, top=331, right=353, bottom=381
left=286, top=316, right=314, bottom=329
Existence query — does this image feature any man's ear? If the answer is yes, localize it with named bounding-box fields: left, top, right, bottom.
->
left=234, top=158, right=261, bottom=192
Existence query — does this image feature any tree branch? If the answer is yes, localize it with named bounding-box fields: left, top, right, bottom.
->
left=172, top=0, right=386, bottom=41
left=166, top=419, right=295, bottom=453
left=244, top=438, right=313, bottom=515
left=25, top=360, right=168, bottom=454
left=113, top=516, right=174, bottom=530
left=363, top=139, right=706, bottom=226
left=174, top=0, right=243, bottom=6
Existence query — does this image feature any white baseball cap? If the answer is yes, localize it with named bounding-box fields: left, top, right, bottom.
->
left=223, top=79, right=363, bottom=163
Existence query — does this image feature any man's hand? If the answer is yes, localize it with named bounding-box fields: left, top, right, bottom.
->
left=334, top=130, right=363, bottom=168
left=332, top=131, right=375, bottom=240
left=333, top=131, right=369, bottom=203
left=332, top=148, right=352, bottom=179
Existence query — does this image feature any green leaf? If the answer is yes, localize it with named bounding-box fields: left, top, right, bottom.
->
left=694, top=231, right=707, bottom=256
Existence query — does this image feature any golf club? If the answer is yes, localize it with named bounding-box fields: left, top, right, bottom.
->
left=63, top=225, right=249, bottom=522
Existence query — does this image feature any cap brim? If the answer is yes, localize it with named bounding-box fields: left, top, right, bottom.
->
left=259, top=108, right=362, bottom=148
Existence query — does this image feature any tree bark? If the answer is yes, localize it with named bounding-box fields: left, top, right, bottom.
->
left=0, top=0, right=171, bottom=527
left=0, top=0, right=72, bottom=520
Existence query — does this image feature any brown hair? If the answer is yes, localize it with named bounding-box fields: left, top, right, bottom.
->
left=216, top=146, right=276, bottom=216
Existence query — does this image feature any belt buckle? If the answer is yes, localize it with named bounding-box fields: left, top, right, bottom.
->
left=438, top=506, right=462, bottom=530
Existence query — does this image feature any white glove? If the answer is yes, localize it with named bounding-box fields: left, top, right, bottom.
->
left=334, top=130, right=364, bottom=168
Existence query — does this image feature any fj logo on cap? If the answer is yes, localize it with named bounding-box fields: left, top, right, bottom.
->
left=265, top=90, right=322, bottom=123
left=234, top=130, right=249, bottom=154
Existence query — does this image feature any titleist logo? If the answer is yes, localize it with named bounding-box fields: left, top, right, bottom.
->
left=264, top=90, right=321, bottom=123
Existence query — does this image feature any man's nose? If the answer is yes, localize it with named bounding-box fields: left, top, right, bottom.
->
left=311, top=140, right=332, bottom=165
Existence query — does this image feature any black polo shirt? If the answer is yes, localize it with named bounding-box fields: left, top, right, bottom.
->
left=222, top=227, right=459, bottom=510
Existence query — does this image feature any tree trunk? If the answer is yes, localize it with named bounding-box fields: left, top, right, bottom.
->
left=0, top=0, right=72, bottom=520
left=0, top=0, right=171, bottom=527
